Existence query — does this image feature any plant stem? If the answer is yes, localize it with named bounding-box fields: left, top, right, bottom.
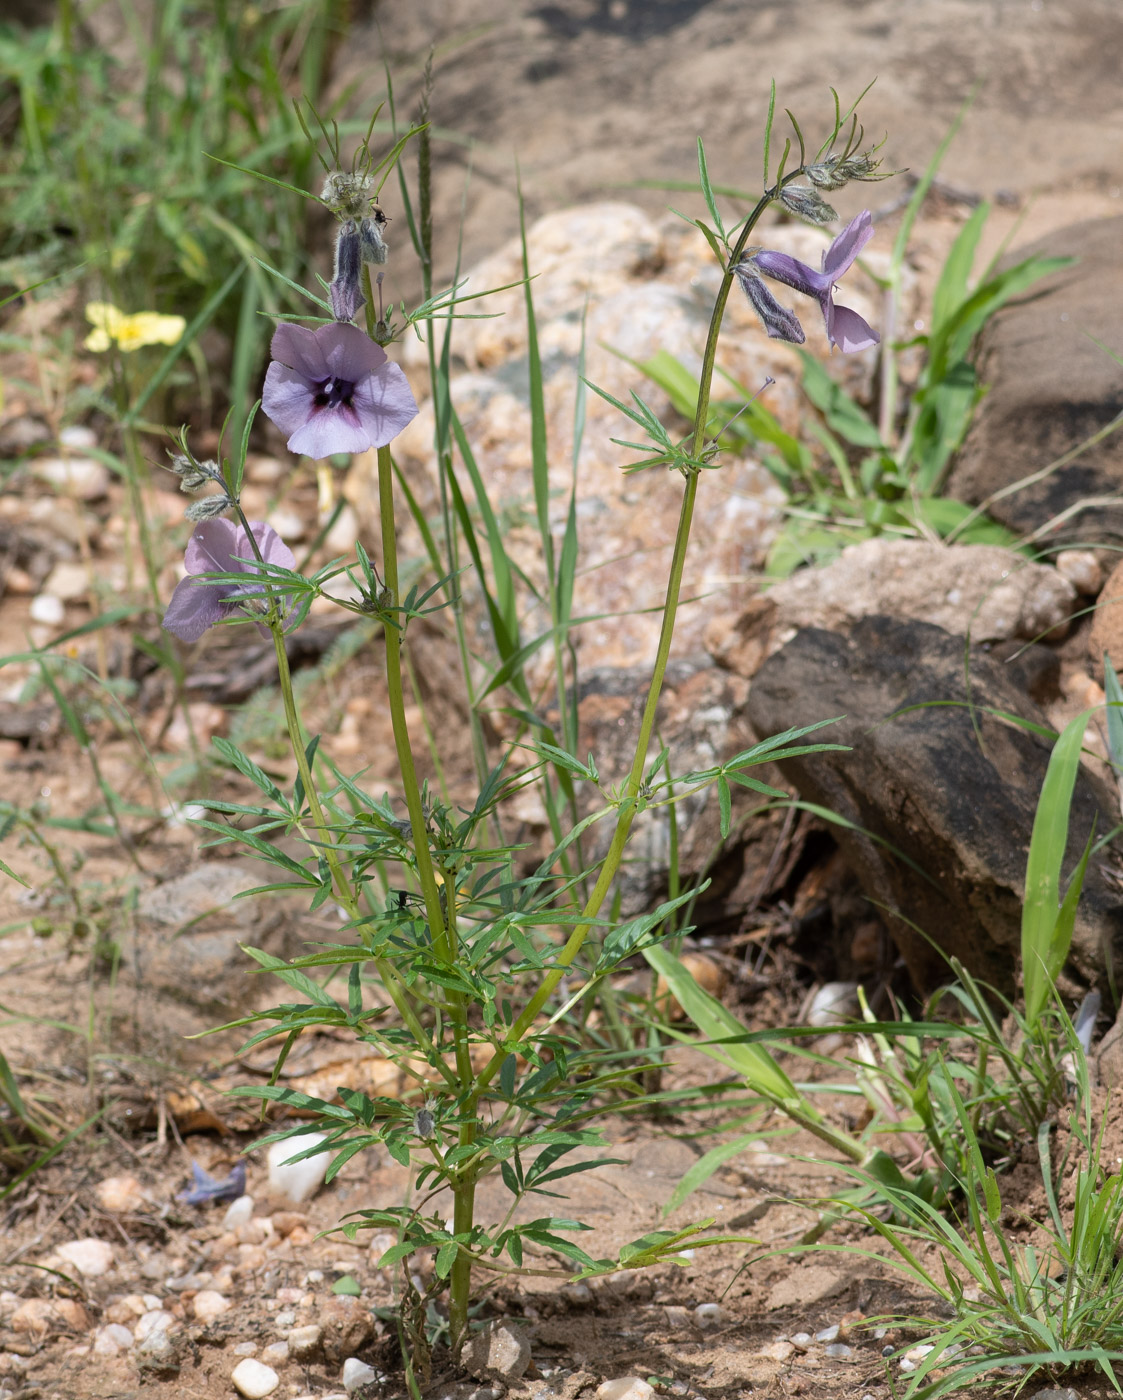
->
left=373, top=444, right=479, bottom=1350
left=473, top=179, right=794, bottom=1094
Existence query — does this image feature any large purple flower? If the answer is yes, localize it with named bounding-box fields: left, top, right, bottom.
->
left=262, top=322, right=418, bottom=459
left=163, top=518, right=295, bottom=643
left=751, top=210, right=880, bottom=354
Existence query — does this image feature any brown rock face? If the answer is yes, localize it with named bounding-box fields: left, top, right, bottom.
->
left=947, top=216, right=1123, bottom=546
left=746, top=615, right=1123, bottom=994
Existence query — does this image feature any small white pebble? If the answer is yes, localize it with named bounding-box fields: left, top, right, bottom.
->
left=343, top=1356, right=377, bottom=1392
left=192, top=1290, right=229, bottom=1323
left=905, top=1344, right=935, bottom=1362
left=267, top=1134, right=329, bottom=1204
left=694, top=1302, right=723, bottom=1329
left=304, top=1270, right=324, bottom=1285
left=790, top=1332, right=812, bottom=1348
left=815, top=1324, right=840, bottom=1343
left=286, top=1324, right=322, bottom=1359
left=92, top=1323, right=133, bottom=1356
left=595, top=1381, right=655, bottom=1400
left=274, top=1310, right=295, bottom=1328
left=223, top=1195, right=255, bottom=1230
left=261, top=1341, right=289, bottom=1364
left=231, top=1357, right=279, bottom=1398
left=134, top=1310, right=175, bottom=1342
left=57, top=1238, right=115, bottom=1278
left=233, top=1341, right=258, bottom=1356
left=825, top=1343, right=852, bottom=1358
left=29, top=594, right=65, bottom=626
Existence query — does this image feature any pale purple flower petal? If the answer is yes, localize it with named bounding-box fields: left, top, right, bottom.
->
left=825, top=301, right=880, bottom=354
left=751, top=210, right=879, bottom=354
left=262, top=322, right=418, bottom=458
left=822, top=210, right=875, bottom=280
left=163, top=519, right=296, bottom=643
left=177, top=1159, right=246, bottom=1206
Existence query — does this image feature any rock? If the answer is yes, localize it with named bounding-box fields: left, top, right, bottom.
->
left=261, top=1341, right=289, bottom=1364
left=806, top=982, right=861, bottom=1027
left=222, top=1195, right=255, bottom=1229
left=10, top=1299, right=61, bottom=1336
left=758, top=1341, right=796, bottom=1362
left=286, top=1324, right=323, bottom=1360
left=325, top=505, right=360, bottom=554
left=1055, top=550, right=1102, bottom=596
left=268, top=509, right=305, bottom=543
left=948, top=216, right=1123, bottom=546
left=53, top=1299, right=90, bottom=1330
left=110, top=861, right=292, bottom=1062
left=135, top=1328, right=180, bottom=1377
left=29, top=593, right=64, bottom=625
left=342, top=1356, right=377, bottom=1392
left=1089, top=556, right=1123, bottom=679
left=746, top=616, right=1123, bottom=992
left=231, top=1357, right=280, bottom=1398
left=33, top=455, right=110, bottom=500
left=267, top=1133, right=329, bottom=1203
left=318, top=1295, right=375, bottom=1365
left=763, top=539, right=1076, bottom=649
left=93, top=1323, right=134, bottom=1356
left=192, top=1290, right=230, bottom=1323
left=463, top=1319, right=532, bottom=1382
left=595, top=1380, right=655, bottom=1400
left=134, top=1309, right=177, bottom=1342
left=95, top=1175, right=147, bottom=1213
left=655, top=952, right=727, bottom=1020
left=42, top=561, right=90, bottom=602
left=56, top=1237, right=114, bottom=1277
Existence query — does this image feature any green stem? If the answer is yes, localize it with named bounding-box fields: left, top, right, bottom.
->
left=472, top=179, right=793, bottom=1096
left=374, top=443, right=480, bottom=1351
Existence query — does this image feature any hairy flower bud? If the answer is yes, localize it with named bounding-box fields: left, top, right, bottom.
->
left=169, top=453, right=223, bottom=494
left=329, top=220, right=365, bottom=323
left=185, top=494, right=234, bottom=522
left=734, top=263, right=806, bottom=345
left=806, top=150, right=886, bottom=191
left=321, top=169, right=374, bottom=220
left=778, top=184, right=838, bottom=225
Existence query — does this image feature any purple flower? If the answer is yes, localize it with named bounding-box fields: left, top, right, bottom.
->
left=163, top=518, right=295, bottom=643
left=177, top=1159, right=246, bottom=1206
left=262, top=322, right=418, bottom=459
left=751, top=210, right=880, bottom=354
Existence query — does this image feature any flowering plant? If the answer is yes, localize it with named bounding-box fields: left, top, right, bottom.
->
left=155, top=92, right=885, bottom=1380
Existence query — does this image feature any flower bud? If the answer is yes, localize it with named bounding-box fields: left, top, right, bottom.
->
left=778, top=184, right=838, bottom=225
left=185, top=494, right=234, bottom=522
left=329, top=220, right=365, bottom=323
left=734, top=264, right=806, bottom=344
left=806, top=150, right=886, bottom=191
left=321, top=169, right=374, bottom=220
left=169, top=453, right=223, bottom=494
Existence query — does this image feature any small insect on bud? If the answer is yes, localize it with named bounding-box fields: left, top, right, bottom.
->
left=329, top=220, right=365, bottom=323
left=734, top=263, right=806, bottom=345
left=413, top=1097, right=439, bottom=1140
left=321, top=169, right=374, bottom=220
left=359, top=208, right=389, bottom=266
left=185, top=494, right=234, bottom=522
left=778, top=184, right=838, bottom=226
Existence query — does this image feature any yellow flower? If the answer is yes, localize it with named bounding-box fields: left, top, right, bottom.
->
left=84, top=302, right=186, bottom=353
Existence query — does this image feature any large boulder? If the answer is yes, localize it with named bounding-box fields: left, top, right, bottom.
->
left=745, top=615, right=1123, bottom=993
left=947, top=215, right=1123, bottom=546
